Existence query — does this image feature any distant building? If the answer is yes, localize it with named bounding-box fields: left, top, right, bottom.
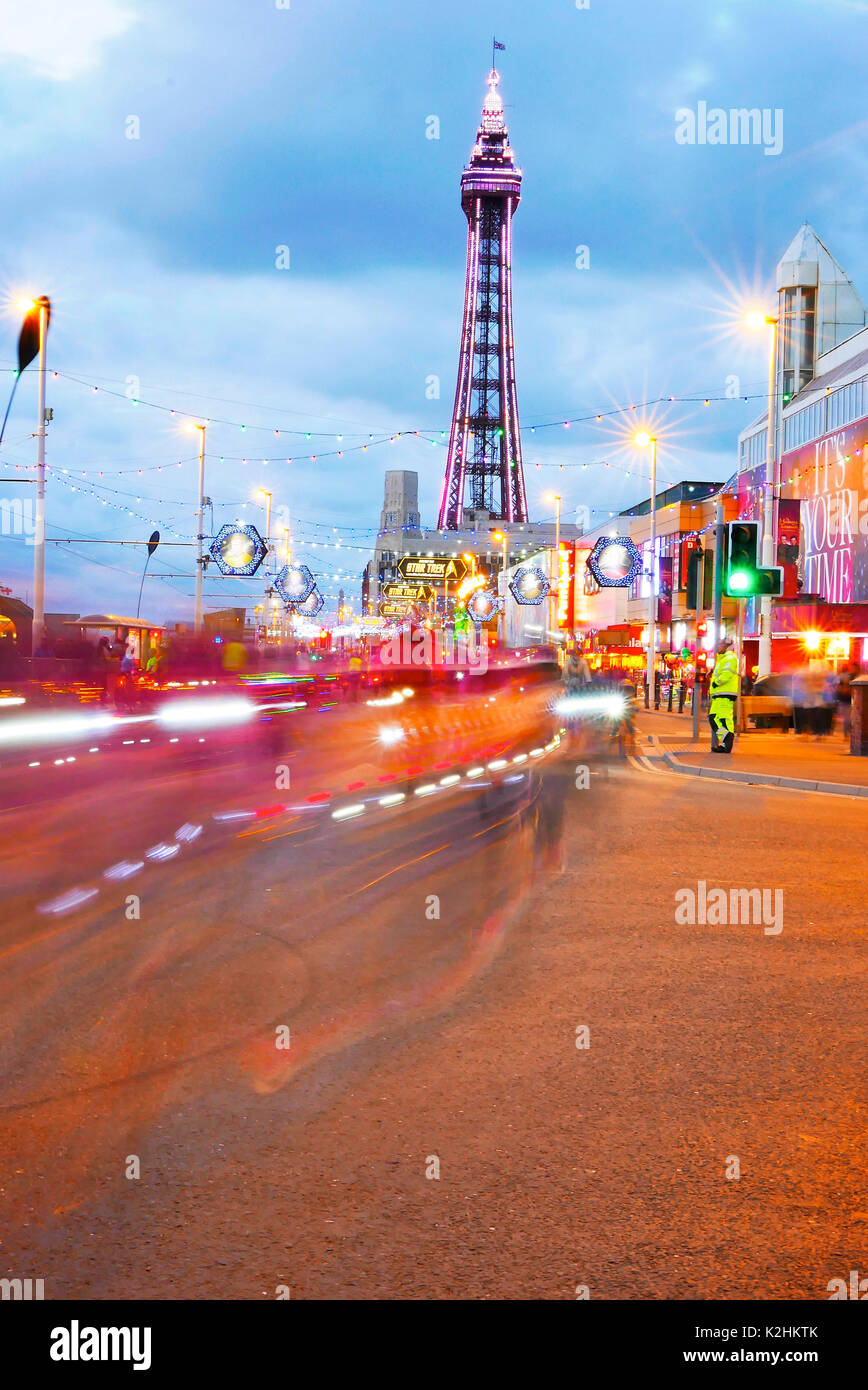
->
left=362, top=469, right=579, bottom=618
left=737, top=223, right=868, bottom=667
left=0, top=596, right=33, bottom=658
left=505, top=484, right=738, bottom=668
left=203, top=607, right=246, bottom=639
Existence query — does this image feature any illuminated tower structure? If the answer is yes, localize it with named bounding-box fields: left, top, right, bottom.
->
left=438, top=69, right=528, bottom=529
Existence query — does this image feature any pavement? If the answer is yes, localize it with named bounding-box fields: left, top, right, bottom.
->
left=634, top=708, right=868, bottom=797
left=1, top=688, right=866, bottom=1300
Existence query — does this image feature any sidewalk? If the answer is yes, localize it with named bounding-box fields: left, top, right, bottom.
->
left=635, top=708, right=868, bottom=797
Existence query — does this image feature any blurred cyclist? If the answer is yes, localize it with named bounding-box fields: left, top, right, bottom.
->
left=563, top=644, right=591, bottom=694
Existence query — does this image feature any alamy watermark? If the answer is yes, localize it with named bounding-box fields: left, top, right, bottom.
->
left=675, top=880, right=783, bottom=936
left=0, top=496, right=38, bottom=545
left=1, top=1276, right=44, bottom=1299
left=379, top=627, right=489, bottom=672
left=675, top=102, right=783, bottom=157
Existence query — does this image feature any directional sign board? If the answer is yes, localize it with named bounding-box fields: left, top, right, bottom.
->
left=397, top=556, right=466, bottom=585
left=382, top=581, right=432, bottom=602
left=379, top=599, right=417, bottom=619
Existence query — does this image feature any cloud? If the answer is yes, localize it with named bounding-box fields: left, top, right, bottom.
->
left=0, top=0, right=138, bottom=81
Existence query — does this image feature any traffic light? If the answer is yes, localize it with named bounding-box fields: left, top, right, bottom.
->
left=725, top=521, right=783, bottom=598
left=685, top=543, right=703, bottom=608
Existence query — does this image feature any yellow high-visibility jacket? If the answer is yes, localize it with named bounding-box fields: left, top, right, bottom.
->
left=709, top=649, right=739, bottom=699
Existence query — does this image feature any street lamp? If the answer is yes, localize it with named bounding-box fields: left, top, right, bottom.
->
left=746, top=310, right=779, bottom=678
left=254, top=488, right=275, bottom=644
left=187, top=423, right=207, bottom=633
left=11, top=297, right=52, bottom=654
left=544, top=493, right=562, bottom=645
left=634, top=432, right=658, bottom=708
left=255, top=488, right=273, bottom=557
left=492, top=530, right=508, bottom=645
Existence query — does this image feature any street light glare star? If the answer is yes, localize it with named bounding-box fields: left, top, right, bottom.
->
left=634, top=431, right=654, bottom=448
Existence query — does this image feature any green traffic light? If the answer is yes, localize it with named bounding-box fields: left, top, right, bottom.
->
left=729, top=570, right=752, bottom=593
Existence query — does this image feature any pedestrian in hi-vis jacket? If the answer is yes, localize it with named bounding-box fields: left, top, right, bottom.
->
left=708, top=638, right=739, bottom=754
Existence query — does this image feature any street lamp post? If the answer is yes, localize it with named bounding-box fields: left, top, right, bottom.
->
left=29, top=298, right=50, bottom=655
left=190, top=423, right=207, bottom=634
left=749, top=312, right=780, bottom=679
left=256, top=489, right=273, bottom=560
left=545, top=493, right=562, bottom=644
left=492, top=530, right=508, bottom=644
left=635, top=433, right=658, bottom=708
left=256, top=489, right=275, bottom=645
left=279, top=525, right=291, bottom=646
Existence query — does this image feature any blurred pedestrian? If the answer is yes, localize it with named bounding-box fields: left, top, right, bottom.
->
left=222, top=639, right=248, bottom=676
left=837, top=659, right=860, bottom=737
left=793, top=668, right=826, bottom=737
left=118, top=642, right=138, bottom=709
left=96, top=636, right=116, bottom=705
left=563, top=646, right=591, bottom=694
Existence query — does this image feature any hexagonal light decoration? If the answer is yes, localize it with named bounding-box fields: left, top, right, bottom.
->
left=466, top=588, right=500, bottom=627
left=509, top=565, right=550, bottom=606
left=294, top=588, right=324, bottom=617
left=586, top=535, right=643, bottom=588
left=209, top=523, right=267, bottom=577
left=275, top=563, right=316, bottom=604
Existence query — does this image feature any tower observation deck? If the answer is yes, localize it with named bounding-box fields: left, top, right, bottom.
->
left=437, top=69, right=529, bottom=529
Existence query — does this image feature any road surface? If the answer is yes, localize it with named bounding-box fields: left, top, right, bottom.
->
left=1, top=691, right=865, bottom=1299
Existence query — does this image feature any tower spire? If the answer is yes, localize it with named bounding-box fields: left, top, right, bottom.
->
left=437, top=67, right=528, bottom=529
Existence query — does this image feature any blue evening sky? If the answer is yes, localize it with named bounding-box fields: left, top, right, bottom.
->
left=1, top=0, right=866, bottom=620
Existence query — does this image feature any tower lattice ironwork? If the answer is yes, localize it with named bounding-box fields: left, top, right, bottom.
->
left=438, top=69, right=528, bottom=530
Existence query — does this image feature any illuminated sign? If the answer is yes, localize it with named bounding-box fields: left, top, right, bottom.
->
left=557, top=543, right=576, bottom=628
left=397, top=556, right=467, bottom=584
left=509, top=565, right=550, bottom=606
left=208, top=524, right=267, bottom=577
left=275, top=563, right=316, bottom=604
left=466, top=588, right=500, bottom=627
left=586, top=536, right=643, bottom=588
left=294, top=589, right=324, bottom=617
left=382, top=582, right=432, bottom=601
left=378, top=598, right=419, bottom=619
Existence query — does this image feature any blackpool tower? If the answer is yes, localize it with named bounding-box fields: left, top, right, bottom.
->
left=437, top=68, right=528, bottom=529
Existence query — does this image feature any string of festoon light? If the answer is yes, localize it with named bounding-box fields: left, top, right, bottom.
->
left=35, top=453, right=678, bottom=544
left=0, top=361, right=784, bottom=476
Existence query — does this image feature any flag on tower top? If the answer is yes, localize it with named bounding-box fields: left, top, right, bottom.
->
left=493, top=38, right=505, bottom=50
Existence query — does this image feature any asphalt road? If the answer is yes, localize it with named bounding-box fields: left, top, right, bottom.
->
left=1, top=697, right=866, bottom=1300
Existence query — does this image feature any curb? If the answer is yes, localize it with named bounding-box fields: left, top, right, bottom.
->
left=661, top=751, right=868, bottom=799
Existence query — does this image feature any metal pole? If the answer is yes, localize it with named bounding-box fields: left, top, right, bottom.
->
left=550, top=499, right=561, bottom=651
left=735, top=598, right=746, bottom=737
left=31, top=301, right=48, bottom=654
left=712, top=499, right=724, bottom=647
left=757, top=317, right=778, bottom=678
left=692, top=584, right=702, bottom=742
left=194, top=424, right=206, bottom=633
left=646, top=438, right=658, bottom=709
left=498, top=532, right=507, bottom=645
left=136, top=555, right=152, bottom=620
